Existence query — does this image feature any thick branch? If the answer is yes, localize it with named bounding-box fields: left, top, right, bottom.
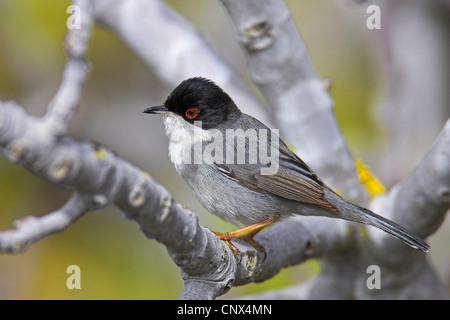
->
left=220, top=0, right=368, bottom=203
left=379, top=0, right=450, bottom=184
left=0, top=101, right=350, bottom=299
left=0, top=100, right=233, bottom=298
left=369, top=119, right=450, bottom=260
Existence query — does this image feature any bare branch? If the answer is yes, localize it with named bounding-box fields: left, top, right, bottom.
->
left=369, top=119, right=450, bottom=259
left=0, top=101, right=337, bottom=299
left=378, top=0, right=450, bottom=184
left=220, top=0, right=368, bottom=203
left=0, top=193, right=89, bottom=253
left=44, top=0, right=93, bottom=136
left=0, top=99, right=234, bottom=298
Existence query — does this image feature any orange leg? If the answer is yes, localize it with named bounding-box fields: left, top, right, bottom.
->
left=211, top=215, right=278, bottom=256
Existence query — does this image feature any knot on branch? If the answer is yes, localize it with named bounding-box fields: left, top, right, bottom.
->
left=242, top=21, right=273, bottom=51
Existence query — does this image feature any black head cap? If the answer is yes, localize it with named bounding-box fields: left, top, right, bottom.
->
left=163, top=77, right=242, bottom=129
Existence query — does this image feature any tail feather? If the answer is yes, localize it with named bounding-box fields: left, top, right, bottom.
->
left=355, top=206, right=430, bottom=252
left=323, top=188, right=429, bottom=252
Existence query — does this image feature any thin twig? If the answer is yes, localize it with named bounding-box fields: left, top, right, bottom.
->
left=0, top=193, right=89, bottom=253
left=44, top=0, right=93, bottom=136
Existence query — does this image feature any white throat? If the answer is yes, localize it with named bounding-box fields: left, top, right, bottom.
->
left=163, top=115, right=212, bottom=170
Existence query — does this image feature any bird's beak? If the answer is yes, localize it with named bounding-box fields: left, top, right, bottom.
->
left=143, top=105, right=171, bottom=115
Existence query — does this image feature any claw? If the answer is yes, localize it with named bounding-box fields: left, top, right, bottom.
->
left=209, top=215, right=277, bottom=258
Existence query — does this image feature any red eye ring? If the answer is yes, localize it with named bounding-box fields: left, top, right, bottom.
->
left=185, top=107, right=200, bottom=119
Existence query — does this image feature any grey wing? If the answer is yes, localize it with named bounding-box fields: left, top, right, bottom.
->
left=214, top=146, right=340, bottom=214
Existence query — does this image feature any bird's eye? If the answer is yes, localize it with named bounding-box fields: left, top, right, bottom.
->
left=185, top=107, right=200, bottom=119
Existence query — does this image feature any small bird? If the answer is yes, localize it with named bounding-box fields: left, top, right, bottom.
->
left=144, top=77, right=429, bottom=255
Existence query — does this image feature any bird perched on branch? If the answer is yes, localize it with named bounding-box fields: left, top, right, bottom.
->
left=144, top=77, right=429, bottom=255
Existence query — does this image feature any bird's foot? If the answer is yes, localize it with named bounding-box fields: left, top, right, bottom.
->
left=210, top=215, right=277, bottom=258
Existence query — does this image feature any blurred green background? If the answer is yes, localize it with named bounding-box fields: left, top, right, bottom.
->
left=0, top=0, right=448, bottom=299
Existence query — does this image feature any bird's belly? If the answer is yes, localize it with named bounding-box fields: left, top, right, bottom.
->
left=178, top=164, right=287, bottom=226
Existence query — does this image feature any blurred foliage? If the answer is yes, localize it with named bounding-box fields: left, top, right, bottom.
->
left=1, top=0, right=443, bottom=300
